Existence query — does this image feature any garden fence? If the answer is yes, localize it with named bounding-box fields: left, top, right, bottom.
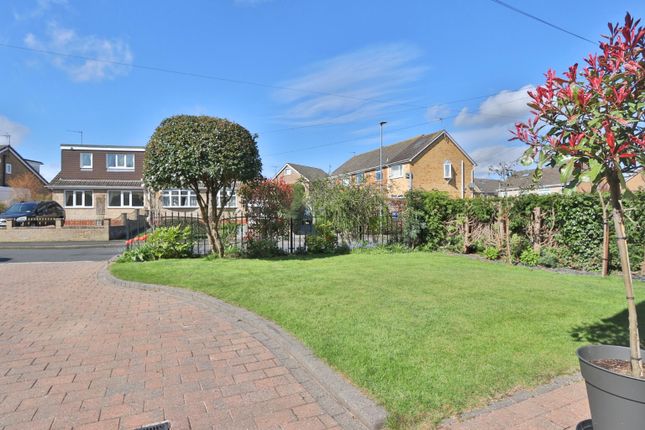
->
left=138, top=211, right=404, bottom=255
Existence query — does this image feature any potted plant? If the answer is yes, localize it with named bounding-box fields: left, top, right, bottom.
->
left=513, top=13, right=645, bottom=429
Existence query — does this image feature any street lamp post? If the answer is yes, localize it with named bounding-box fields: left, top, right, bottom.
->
left=379, top=121, right=387, bottom=190
left=378, top=121, right=387, bottom=243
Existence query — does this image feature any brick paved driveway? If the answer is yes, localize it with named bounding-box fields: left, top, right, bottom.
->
left=440, top=378, right=590, bottom=430
left=0, top=262, right=362, bottom=430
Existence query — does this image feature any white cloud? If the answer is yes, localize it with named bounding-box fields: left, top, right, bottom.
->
left=275, top=44, right=426, bottom=126
left=0, top=115, right=29, bottom=146
left=425, top=104, right=451, bottom=121
left=13, top=0, right=68, bottom=21
left=454, top=85, right=534, bottom=127
left=452, top=124, right=526, bottom=173
left=24, top=22, right=133, bottom=82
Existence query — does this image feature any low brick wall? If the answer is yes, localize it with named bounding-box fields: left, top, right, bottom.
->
left=0, top=219, right=110, bottom=242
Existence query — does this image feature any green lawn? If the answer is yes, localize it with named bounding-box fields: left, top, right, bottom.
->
left=110, top=253, right=644, bottom=428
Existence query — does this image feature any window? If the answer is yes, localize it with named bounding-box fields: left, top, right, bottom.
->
left=285, top=168, right=292, bottom=176
left=108, top=190, right=144, bottom=208
left=389, top=164, right=403, bottom=179
left=64, top=190, right=93, bottom=207
left=355, top=172, right=364, bottom=184
left=218, top=188, right=237, bottom=209
left=106, top=153, right=135, bottom=170
left=375, top=169, right=382, bottom=181
left=5, top=163, right=11, bottom=174
left=443, top=160, right=453, bottom=179
left=161, top=190, right=198, bottom=208
left=342, top=177, right=350, bottom=186
left=80, top=153, right=93, bottom=169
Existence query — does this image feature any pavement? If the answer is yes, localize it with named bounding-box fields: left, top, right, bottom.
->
left=0, top=242, right=124, bottom=263
left=0, top=261, right=376, bottom=430
left=440, top=376, right=590, bottom=430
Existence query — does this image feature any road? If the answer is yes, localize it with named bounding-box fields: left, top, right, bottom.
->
left=0, top=241, right=125, bottom=263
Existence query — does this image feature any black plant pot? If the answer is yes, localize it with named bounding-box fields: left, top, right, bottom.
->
left=577, top=345, right=645, bottom=430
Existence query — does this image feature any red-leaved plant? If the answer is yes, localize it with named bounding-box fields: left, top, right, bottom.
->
left=512, top=13, right=644, bottom=376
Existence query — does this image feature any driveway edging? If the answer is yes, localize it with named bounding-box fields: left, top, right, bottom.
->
left=99, top=265, right=387, bottom=430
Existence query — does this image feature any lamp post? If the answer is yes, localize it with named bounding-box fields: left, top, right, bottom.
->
left=379, top=121, right=387, bottom=191
left=378, top=121, right=387, bottom=242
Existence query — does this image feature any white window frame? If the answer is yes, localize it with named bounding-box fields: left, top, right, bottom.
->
left=375, top=169, right=382, bottom=181
left=443, top=160, right=453, bottom=179
left=355, top=172, right=364, bottom=184
left=5, top=163, right=12, bottom=175
left=389, top=164, right=403, bottom=179
left=285, top=168, right=292, bottom=176
left=80, top=153, right=93, bottom=170
left=217, top=188, right=237, bottom=209
left=64, top=190, right=93, bottom=208
left=342, top=177, right=350, bottom=186
left=106, top=153, right=135, bottom=171
left=107, top=190, right=144, bottom=208
left=161, top=189, right=198, bottom=208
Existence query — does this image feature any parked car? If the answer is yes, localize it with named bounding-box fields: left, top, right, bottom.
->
left=0, top=201, right=65, bottom=227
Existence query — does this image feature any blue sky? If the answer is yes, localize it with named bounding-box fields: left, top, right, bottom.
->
left=1, top=0, right=643, bottom=180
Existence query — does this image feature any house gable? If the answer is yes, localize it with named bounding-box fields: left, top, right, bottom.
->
left=409, top=133, right=476, bottom=198
left=0, top=145, right=48, bottom=187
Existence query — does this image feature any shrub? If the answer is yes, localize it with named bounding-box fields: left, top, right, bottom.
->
left=308, top=179, right=386, bottom=243
left=119, top=226, right=193, bottom=262
left=219, top=222, right=239, bottom=245
left=538, top=247, right=559, bottom=268
left=224, top=245, right=242, bottom=258
left=510, top=234, right=531, bottom=260
left=117, top=245, right=154, bottom=262
left=244, top=238, right=284, bottom=258
left=520, top=249, right=540, bottom=267
left=483, top=247, right=500, bottom=260
left=306, top=221, right=338, bottom=254
left=146, top=226, right=194, bottom=259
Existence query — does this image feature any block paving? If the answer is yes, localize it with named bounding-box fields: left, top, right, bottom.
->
left=0, top=262, right=364, bottom=430
left=440, top=379, right=590, bottom=430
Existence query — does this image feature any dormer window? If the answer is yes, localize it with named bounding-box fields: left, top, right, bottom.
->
left=443, top=160, right=453, bottom=179
left=80, top=153, right=93, bottom=169
left=107, top=153, right=134, bottom=170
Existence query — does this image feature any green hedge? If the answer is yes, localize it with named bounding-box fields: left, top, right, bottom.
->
left=401, top=190, right=645, bottom=272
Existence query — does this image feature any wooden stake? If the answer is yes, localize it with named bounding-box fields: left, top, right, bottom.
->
left=599, top=191, right=610, bottom=277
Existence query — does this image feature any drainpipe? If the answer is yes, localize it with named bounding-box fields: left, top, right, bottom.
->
left=460, top=160, right=465, bottom=199
left=1, top=153, right=6, bottom=186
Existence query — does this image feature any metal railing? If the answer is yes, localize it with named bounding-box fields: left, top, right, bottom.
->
left=130, top=211, right=404, bottom=255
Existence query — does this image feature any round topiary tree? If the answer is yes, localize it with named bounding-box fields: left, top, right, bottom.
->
left=513, top=14, right=644, bottom=376
left=144, top=115, right=262, bottom=257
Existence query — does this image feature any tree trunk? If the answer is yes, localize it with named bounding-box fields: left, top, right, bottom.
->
left=532, top=206, right=541, bottom=253
left=608, top=173, right=642, bottom=377
left=196, top=197, right=219, bottom=257
left=599, top=191, right=610, bottom=277
left=463, top=215, right=470, bottom=254
left=209, top=191, right=225, bottom=258
left=210, top=217, right=225, bottom=258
